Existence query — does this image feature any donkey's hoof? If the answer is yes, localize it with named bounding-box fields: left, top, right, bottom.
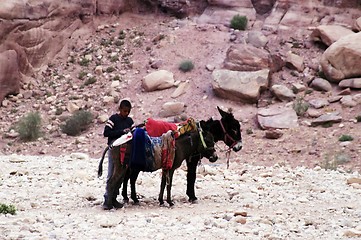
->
left=188, top=197, right=198, bottom=204
left=113, top=199, right=124, bottom=209
left=102, top=203, right=113, bottom=210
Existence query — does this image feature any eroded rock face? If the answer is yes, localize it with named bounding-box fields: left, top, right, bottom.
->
left=0, top=50, right=21, bottom=102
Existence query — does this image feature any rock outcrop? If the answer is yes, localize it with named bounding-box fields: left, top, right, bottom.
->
left=320, top=32, right=361, bottom=82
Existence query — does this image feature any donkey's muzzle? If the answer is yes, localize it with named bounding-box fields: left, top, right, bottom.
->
left=209, top=154, right=218, bottom=163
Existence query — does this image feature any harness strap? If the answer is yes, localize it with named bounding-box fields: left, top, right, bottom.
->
left=219, top=119, right=237, bottom=149
left=196, top=122, right=207, bottom=149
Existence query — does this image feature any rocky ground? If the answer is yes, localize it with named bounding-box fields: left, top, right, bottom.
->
left=0, top=11, right=361, bottom=240
left=1, top=154, right=361, bottom=239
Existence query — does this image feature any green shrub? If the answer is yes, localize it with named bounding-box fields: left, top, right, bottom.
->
left=106, top=66, right=115, bottom=73
left=293, top=97, right=309, bottom=116
left=339, top=134, right=353, bottom=142
left=179, top=60, right=194, bottom=72
left=110, top=55, right=119, bottom=62
left=114, top=40, right=124, bottom=47
left=0, top=203, right=16, bottom=215
left=79, top=58, right=90, bottom=67
left=119, top=30, right=126, bottom=39
left=78, top=71, right=87, bottom=80
left=84, top=76, right=97, bottom=86
left=16, top=112, right=42, bottom=141
left=61, top=110, right=93, bottom=136
left=100, top=38, right=112, bottom=47
left=246, top=128, right=253, bottom=135
left=230, top=15, right=247, bottom=30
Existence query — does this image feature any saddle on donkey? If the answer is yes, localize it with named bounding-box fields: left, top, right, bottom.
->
left=124, top=117, right=198, bottom=172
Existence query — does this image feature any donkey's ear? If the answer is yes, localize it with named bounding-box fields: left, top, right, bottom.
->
left=217, top=106, right=228, bottom=118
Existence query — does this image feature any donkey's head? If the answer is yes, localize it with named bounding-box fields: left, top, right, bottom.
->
left=198, top=121, right=218, bottom=163
left=216, top=106, right=242, bottom=152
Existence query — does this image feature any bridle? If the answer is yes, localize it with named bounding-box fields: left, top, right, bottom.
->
left=218, top=119, right=241, bottom=168
left=219, top=119, right=239, bottom=150
left=187, top=123, right=216, bottom=163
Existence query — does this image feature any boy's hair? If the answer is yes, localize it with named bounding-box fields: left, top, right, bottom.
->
left=119, top=99, right=132, bottom=109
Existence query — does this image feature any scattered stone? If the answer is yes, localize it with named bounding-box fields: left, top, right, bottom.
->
left=257, top=106, right=299, bottom=129
left=171, top=81, right=190, bottom=98
left=328, top=95, right=342, bottom=103
left=271, top=84, right=296, bottom=102
left=308, top=98, right=329, bottom=109
left=142, top=70, right=175, bottom=91
left=347, top=178, right=361, bottom=185
left=338, top=88, right=352, bottom=95
left=285, top=51, right=304, bottom=72
left=310, top=78, right=332, bottom=92
left=310, top=112, right=342, bottom=127
left=306, top=108, right=322, bottom=118
left=291, top=83, right=306, bottom=93
left=264, top=129, right=283, bottom=139
left=159, top=101, right=185, bottom=117
left=341, top=95, right=357, bottom=107
left=310, top=25, right=355, bottom=46
left=67, top=101, right=80, bottom=113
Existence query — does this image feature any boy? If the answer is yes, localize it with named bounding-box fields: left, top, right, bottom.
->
left=103, top=99, right=134, bottom=209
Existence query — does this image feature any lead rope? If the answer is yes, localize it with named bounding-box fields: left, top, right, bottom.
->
left=226, top=149, right=231, bottom=169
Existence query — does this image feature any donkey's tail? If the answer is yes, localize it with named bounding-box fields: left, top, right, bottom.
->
left=98, top=146, right=109, bottom=178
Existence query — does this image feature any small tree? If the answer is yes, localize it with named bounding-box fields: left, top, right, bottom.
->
left=16, top=112, right=42, bottom=141
left=230, top=15, right=248, bottom=30
left=61, top=110, right=93, bottom=136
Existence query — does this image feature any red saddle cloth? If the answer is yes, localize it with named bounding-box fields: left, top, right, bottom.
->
left=145, top=118, right=178, bottom=137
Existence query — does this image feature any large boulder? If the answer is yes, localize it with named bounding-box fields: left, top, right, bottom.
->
left=223, top=45, right=270, bottom=71
left=0, top=50, right=21, bottom=103
left=257, top=106, right=299, bottom=129
left=320, top=32, right=361, bottom=82
left=310, top=25, right=355, bottom=47
left=142, top=70, right=175, bottom=92
left=212, top=69, right=269, bottom=103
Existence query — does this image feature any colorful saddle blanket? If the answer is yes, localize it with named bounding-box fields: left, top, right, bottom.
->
left=130, top=128, right=175, bottom=172
left=145, top=117, right=197, bottom=138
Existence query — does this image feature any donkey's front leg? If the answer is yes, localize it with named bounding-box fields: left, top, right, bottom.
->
left=122, top=167, right=131, bottom=204
left=166, top=169, right=175, bottom=207
left=186, top=157, right=199, bottom=203
left=158, top=170, right=167, bottom=205
left=129, top=169, right=140, bottom=205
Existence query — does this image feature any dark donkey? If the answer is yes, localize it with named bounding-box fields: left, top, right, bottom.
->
left=184, top=106, right=243, bottom=203
left=122, top=106, right=242, bottom=205
left=98, top=122, right=217, bottom=209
